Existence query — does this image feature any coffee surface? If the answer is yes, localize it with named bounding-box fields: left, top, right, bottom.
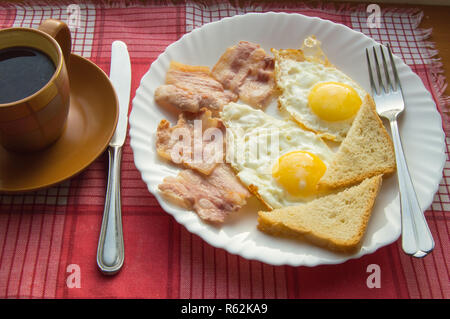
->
left=0, top=46, right=56, bottom=104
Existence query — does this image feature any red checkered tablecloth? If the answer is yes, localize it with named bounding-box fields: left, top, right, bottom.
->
left=0, top=0, right=448, bottom=299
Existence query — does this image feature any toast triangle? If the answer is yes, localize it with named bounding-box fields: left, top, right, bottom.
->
left=257, top=175, right=383, bottom=253
left=319, top=94, right=396, bottom=189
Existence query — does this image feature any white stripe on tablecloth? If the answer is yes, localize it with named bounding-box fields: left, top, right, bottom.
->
left=350, top=10, right=435, bottom=66
left=12, top=3, right=96, bottom=58
left=185, top=1, right=263, bottom=32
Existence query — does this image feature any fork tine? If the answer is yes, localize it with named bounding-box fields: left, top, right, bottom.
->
left=365, top=48, right=378, bottom=95
left=379, top=45, right=393, bottom=92
left=372, top=46, right=386, bottom=93
left=387, top=44, right=401, bottom=91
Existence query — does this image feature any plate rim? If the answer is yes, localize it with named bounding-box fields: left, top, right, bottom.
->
left=129, top=11, right=446, bottom=266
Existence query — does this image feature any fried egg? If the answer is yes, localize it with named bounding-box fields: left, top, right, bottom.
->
left=221, top=102, right=334, bottom=209
left=275, top=38, right=366, bottom=142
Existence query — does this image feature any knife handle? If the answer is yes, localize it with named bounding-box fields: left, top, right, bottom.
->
left=97, top=145, right=125, bottom=275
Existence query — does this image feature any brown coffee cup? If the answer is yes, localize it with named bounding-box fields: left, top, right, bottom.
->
left=0, top=19, right=71, bottom=152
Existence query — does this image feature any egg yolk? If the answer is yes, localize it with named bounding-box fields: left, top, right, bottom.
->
left=308, top=81, right=362, bottom=122
left=272, top=151, right=326, bottom=197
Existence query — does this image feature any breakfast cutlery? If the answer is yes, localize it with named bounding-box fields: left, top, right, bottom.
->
left=97, top=40, right=132, bottom=274
left=365, top=44, right=434, bottom=258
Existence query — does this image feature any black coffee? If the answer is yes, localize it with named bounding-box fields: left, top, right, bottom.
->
left=0, top=46, right=56, bottom=104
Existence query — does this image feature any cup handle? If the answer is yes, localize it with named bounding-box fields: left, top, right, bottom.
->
left=38, top=19, right=72, bottom=67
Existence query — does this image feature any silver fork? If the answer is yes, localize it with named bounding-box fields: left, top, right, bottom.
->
left=366, top=44, right=434, bottom=258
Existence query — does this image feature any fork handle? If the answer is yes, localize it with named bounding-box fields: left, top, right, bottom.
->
left=389, top=118, right=434, bottom=257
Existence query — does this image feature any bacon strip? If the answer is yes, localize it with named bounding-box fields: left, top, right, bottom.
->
left=158, top=164, right=250, bottom=223
left=154, top=61, right=237, bottom=114
left=212, top=41, right=275, bottom=108
left=156, top=108, right=225, bottom=175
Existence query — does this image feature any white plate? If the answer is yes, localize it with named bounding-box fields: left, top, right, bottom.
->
left=129, top=12, right=446, bottom=266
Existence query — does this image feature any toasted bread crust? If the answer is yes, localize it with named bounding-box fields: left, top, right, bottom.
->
left=257, top=175, right=382, bottom=253
left=248, top=184, right=273, bottom=211
left=319, top=95, right=396, bottom=189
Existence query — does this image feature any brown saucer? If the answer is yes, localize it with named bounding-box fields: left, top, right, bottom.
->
left=0, top=54, right=119, bottom=192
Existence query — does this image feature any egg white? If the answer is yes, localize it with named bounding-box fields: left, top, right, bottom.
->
left=277, top=59, right=367, bottom=142
left=221, top=102, right=334, bottom=209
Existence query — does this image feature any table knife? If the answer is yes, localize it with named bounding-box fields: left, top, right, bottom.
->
left=97, top=41, right=131, bottom=275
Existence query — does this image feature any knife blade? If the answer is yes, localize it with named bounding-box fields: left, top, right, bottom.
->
left=97, top=41, right=131, bottom=275
left=109, top=41, right=131, bottom=147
